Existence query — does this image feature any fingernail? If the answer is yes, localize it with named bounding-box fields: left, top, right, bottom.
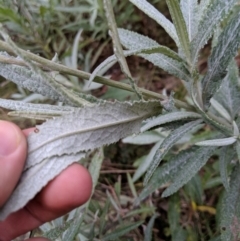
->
left=0, top=121, right=21, bottom=156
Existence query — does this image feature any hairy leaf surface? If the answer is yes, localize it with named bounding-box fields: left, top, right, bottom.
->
left=141, top=111, right=201, bottom=132
left=138, top=146, right=198, bottom=203
left=191, top=0, right=238, bottom=67
left=212, top=60, right=240, bottom=119
left=202, top=11, right=240, bottom=106
left=128, top=0, right=179, bottom=45
left=166, top=0, right=190, bottom=60
left=118, top=29, right=191, bottom=81
left=221, top=164, right=240, bottom=241
left=162, top=146, right=216, bottom=197
left=0, top=152, right=85, bottom=220
left=25, top=100, right=161, bottom=170
left=180, top=0, right=199, bottom=41
left=144, top=119, right=203, bottom=185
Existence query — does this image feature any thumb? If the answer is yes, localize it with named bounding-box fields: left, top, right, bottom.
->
left=0, top=121, right=27, bottom=207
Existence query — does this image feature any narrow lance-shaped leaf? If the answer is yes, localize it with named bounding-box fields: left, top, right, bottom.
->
left=89, top=46, right=185, bottom=84
left=25, top=100, right=161, bottom=170
left=0, top=152, right=86, bottom=221
left=202, top=11, right=240, bottom=107
left=141, top=111, right=201, bottom=132
left=128, top=0, right=179, bottom=45
left=162, top=146, right=217, bottom=197
left=219, top=146, right=231, bottom=190
left=166, top=0, right=190, bottom=61
left=212, top=60, right=240, bottom=119
left=144, top=119, right=203, bottom=185
left=180, top=0, right=199, bottom=41
left=195, top=137, right=236, bottom=146
left=144, top=213, right=159, bottom=241
left=137, top=146, right=199, bottom=203
left=118, top=29, right=191, bottom=81
left=191, top=0, right=238, bottom=67
left=168, top=193, right=187, bottom=241
left=0, top=98, right=76, bottom=119
left=103, top=0, right=142, bottom=99
left=221, top=164, right=240, bottom=241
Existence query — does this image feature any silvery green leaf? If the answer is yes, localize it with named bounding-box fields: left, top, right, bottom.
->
left=212, top=60, right=240, bottom=120
left=235, top=140, right=240, bottom=162
left=89, top=46, right=184, bottom=85
left=166, top=0, right=190, bottom=61
left=195, top=137, right=236, bottom=146
left=0, top=152, right=86, bottom=221
left=0, top=55, right=66, bottom=102
left=221, top=164, right=240, bottom=241
left=180, top=0, right=199, bottom=41
left=219, top=147, right=231, bottom=190
left=202, top=11, right=240, bottom=107
left=191, top=0, right=239, bottom=67
left=141, top=111, right=201, bottom=132
left=0, top=98, right=75, bottom=115
left=118, top=29, right=191, bottom=81
left=128, top=0, right=179, bottom=45
left=209, top=99, right=232, bottom=123
left=133, top=140, right=163, bottom=182
left=123, top=130, right=163, bottom=145
left=144, top=213, right=159, bottom=241
left=144, top=119, right=203, bottom=185
left=137, top=146, right=198, bottom=203
left=25, top=100, right=161, bottom=170
left=162, top=146, right=216, bottom=197
left=168, top=194, right=187, bottom=241
left=104, top=0, right=142, bottom=99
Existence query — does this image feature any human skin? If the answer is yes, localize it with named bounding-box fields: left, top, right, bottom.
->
left=0, top=121, right=92, bottom=241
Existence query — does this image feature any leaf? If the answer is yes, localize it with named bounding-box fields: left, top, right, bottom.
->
left=141, top=111, right=201, bottom=132
left=210, top=98, right=232, bottom=123
left=103, top=0, right=142, bottom=99
left=195, top=137, right=236, bottom=146
left=0, top=152, right=86, bottom=221
left=202, top=11, right=240, bottom=107
left=25, top=100, right=161, bottom=170
left=118, top=29, right=191, bottom=81
left=89, top=46, right=184, bottom=84
left=180, top=0, right=199, bottom=41
left=162, top=146, right=216, bottom=197
left=212, top=60, right=240, bottom=120
left=166, top=0, right=190, bottom=61
left=0, top=98, right=76, bottom=118
left=168, top=194, right=187, bottom=241
left=221, top=164, right=240, bottom=241
left=144, top=213, right=159, bottom=241
left=144, top=119, right=203, bottom=185
left=102, top=220, right=144, bottom=241
left=191, top=0, right=238, bottom=67
left=219, top=147, right=231, bottom=190
left=0, top=52, right=67, bottom=102
left=128, top=0, right=179, bottom=45
left=137, top=146, right=198, bottom=203
left=133, top=140, right=163, bottom=182
left=122, top=130, right=163, bottom=145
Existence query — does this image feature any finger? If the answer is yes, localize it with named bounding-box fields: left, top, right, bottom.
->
left=0, top=163, right=92, bottom=240
left=0, top=121, right=27, bottom=207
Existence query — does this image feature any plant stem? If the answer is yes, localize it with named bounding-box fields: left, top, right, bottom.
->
left=0, top=40, right=190, bottom=109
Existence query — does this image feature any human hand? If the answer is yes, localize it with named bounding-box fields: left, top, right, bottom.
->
left=0, top=121, right=92, bottom=241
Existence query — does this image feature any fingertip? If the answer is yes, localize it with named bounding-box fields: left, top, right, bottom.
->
left=28, top=164, right=92, bottom=220
left=0, top=121, right=27, bottom=206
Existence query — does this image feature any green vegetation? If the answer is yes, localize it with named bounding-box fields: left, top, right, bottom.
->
left=0, top=0, right=240, bottom=240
